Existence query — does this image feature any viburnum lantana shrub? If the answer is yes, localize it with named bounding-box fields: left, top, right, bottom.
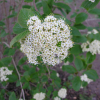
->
left=0, top=0, right=100, bottom=100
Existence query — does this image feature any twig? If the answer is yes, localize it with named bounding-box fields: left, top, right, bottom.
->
left=33, top=0, right=38, bottom=11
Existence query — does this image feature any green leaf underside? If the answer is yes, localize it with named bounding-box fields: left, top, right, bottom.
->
left=10, top=30, right=30, bottom=47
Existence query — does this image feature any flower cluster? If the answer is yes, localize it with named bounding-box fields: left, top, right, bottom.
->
left=33, top=92, right=45, bottom=100
left=0, top=67, right=13, bottom=82
left=80, top=74, right=93, bottom=84
left=54, top=97, right=61, bottom=100
left=20, top=15, right=73, bottom=66
left=81, top=29, right=100, bottom=55
left=89, top=0, right=95, bottom=2
left=58, top=88, right=67, bottom=98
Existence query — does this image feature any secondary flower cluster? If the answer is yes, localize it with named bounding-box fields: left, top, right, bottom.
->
left=33, top=88, right=67, bottom=100
left=20, top=15, right=73, bottom=66
left=81, top=29, right=100, bottom=55
left=81, top=74, right=93, bottom=84
left=0, top=67, right=13, bottom=82
left=33, top=92, right=45, bottom=100
left=89, top=0, right=95, bottom=2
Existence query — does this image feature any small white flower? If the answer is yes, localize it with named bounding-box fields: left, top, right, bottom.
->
left=33, top=92, right=45, bottom=100
left=54, top=96, right=61, bottom=100
left=0, top=67, right=13, bottom=82
left=56, top=73, right=59, bottom=77
left=58, top=88, right=67, bottom=98
left=80, top=74, right=93, bottom=84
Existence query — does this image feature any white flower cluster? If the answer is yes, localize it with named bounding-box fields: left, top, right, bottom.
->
left=89, top=0, right=95, bottom=2
left=33, top=92, right=45, bottom=100
left=19, top=99, right=23, bottom=100
left=0, top=67, right=13, bottom=82
left=20, top=15, right=73, bottom=66
left=81, top=29, right=100, bottom=55
left=80, top=74, right=93, bottom=84
left=58, top=88, right=67, bottom=98
left=54, top=97, right=61, bottom=100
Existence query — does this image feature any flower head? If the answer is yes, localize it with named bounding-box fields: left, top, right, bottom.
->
left=33, top=92, right=45, bottom=100
left=58, top=88, right=67, bottom=98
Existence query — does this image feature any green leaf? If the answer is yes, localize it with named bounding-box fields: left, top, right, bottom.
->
left=71, top=27, right=81, bottom=36
left=16, top=80, right=20, bottom=87
left=86, top=52, right=96, bottom=64
left=22, top=5, right=31, bottom=9
left=74, top=57, right=84, bottom=71
left=0, top=30, right=8, bottom=38
left=13, top=23, right=26, bottom=34
left=75, top=13, right=88, bottom=24
left=0, top=57, right=12, bottom=66
left=48, top=0, right=54, bottom=8
left=72, top=76, right=81, bottom=91
left=84, top=69, right=99, bottom=81
left=62, top=65, right=77, bottom=74
left=10, top=30, right=30, bottom=47
left=42, top=0, right=52, bottom=15
left=23, top=65, right=30, bottom=71
left=24, top=0, right=33, bottom=3
left=8, top=74, right=18, bottom=82
left=81, top=0, right=99, bottom=10
left=74, top=24, right=86, bottom=29
left=22, top=82, right=30, bottom=89
left=72, top=35, right=87, bottom=43
left=88, top=8, right=100, bottom=15
left=9, top=92, right=16, bottom=100
left=64, top=0, right=73, bottom=3
left=53, top=2, right=71, bottom=14
left=7, top=12, right=17, bottom=18
left=64, top=54, right=74, bottom=63
left=18, top=8, right=34, bottom=27
left=58, top=8, right=66, bottom=18
left=36, top=1, right=42, bottom=11
left=0, top=21, right=5, bottom=26
left=18, top=56, right=27, bottom=65
left=70, top=44, right=82, bottom=55
left=41, top=75, right=48, bottom=82
left=94, top=33, right=100, bottom=41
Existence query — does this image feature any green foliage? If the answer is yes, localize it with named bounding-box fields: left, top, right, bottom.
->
left=62, top=65, right=77, bottom=74
left=81, top=0, right=99, bottom=10
left=24, top=0, right=33, bottom=3
left=88, top=8, right=100, bottom=15
left=74, top=57, right=84, bottom=71
left=75, top=13, right=88, bottom=24
left=10, top=30, right=30, bottom=47
left=70, top=44, right=82, bottom=55
left=0, top=57, right=12, bottom=66
left=71, top=27, right=81, bottom=36
left=9, top=92, right=17, bottom=100
left=0, top=21, right=5, bottom=26
left=86, top=52, right=96, bottom=64
left=13, top=23, right=26, bottom=34
left=84, top=69, right=99, bottom=81
left=18, top=8, right=34, bottom=27
left=72, top=76, right=81, bottom=91
left=42, top=0, right=52, bottom=15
